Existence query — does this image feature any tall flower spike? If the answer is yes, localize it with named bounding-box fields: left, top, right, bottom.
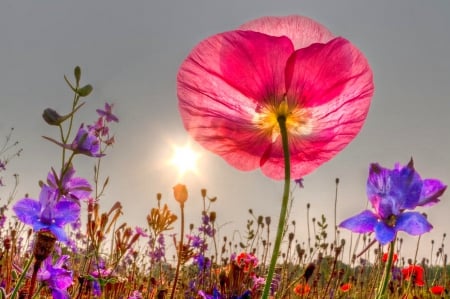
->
left=177, top=15, right=374, bottom=180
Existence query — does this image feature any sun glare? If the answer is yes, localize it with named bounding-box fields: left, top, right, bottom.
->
left=170, top=143, right=201, bottom=176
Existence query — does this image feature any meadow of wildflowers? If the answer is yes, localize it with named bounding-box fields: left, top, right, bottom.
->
left=0, top=14, right=448, bottom=299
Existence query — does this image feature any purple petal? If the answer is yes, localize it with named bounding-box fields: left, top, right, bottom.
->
left=47, top=225, right=68, bottom=242
left=49, top=268, right=73, bottom=289
left=37, top=269, right=51, bottom=282
left=396, top=212, right=432, bottom=236
left=367, top=162, right=422, bottom=217
left=391, top=164, right=422, bottom=210
left=53, top=201, right=80, bottom=226
left=418, top=179, right=447, bottom=207
left=13, top=198, right=41, bottom=225
left=374, top=222, right=396, bottom=245
left=339, top=210, right=378, bottom=233
left=66, top=177, right=92, bottom=200
left=51, top=289, right=70, bottom=299
left=366, top=164, right=392, bottom=215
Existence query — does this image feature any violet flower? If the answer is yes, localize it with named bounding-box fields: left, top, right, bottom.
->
left=339, top=160, right=446, bottom=245
left=71, top=124, right=103, bottom=157
left=44, top=124, right=104, bottom=157
left=96, top=102, right=119, bottom=123
left=128, top=290, right=143, bottom=299
left=13, top=185, right=80, bottom=242
left=37, top=255, right=73, bottom=299
left=46, top=165, right=92, bottom=201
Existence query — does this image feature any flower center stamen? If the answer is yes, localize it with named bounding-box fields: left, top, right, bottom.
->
left=253, top=97, right=312, bottom=141
left=386, top=215, right=396, bottom=227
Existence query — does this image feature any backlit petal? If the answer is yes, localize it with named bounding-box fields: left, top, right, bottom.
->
left=396, top=212, right=432, bottom=236
left=263, top=37, right=373, bottom=179
left=13, top=198, right=41, bottom=226
left=239, top=15, right=334, bottom=49
left=390, top=164, right=422, bottom=210
left=339, top=210, right=378, bottom=233
left=418, top=179, right=447, bottom=207
left=53, top=201, right=80, bottom=226
left=374, top=222, right=396, bottom=245
left=178, top=31, right=294, bottom=173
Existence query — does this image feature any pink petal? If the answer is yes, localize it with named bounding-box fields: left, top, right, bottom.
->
left=239, top=15, right=334, bottom=50
left=178, top=31, right=295, bottom=172
left=261, top=38, right=373, bottom=179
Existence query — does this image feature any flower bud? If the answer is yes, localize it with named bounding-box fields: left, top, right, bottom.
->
left=76, top=84, right=93, bottom=97
left=173, top=184, right=188, bottom=205
left=209, top=211, right=216, bottom=223
left=33, top=230, right=57, bottom=262
left=74, top=66, right=81, bottom=84
left=42, top=108, right=64, bottom=126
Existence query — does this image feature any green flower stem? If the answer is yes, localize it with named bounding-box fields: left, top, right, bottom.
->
left=10, top=256, right=33, bottom=299
left=376, top=239, right=396, bottom=299
left=261, top=116, right=291, bottom=299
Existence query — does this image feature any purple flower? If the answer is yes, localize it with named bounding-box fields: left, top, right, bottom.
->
left=339, top=160, right=446, bottom=245
left=46, top=165, right=92, bottom=201
left=71, top=125, right=103, bottom=157
left=294, top=178, right=304, bottom=188
left=148, top=233, right=166, bottom=263
left=135, top=226, right=148, bottom=237
left=186, top=234, right=206, bottom=249
left=198, top=288, right=222, bottom=299
left=44, top=125, right=104, bottom=157
left=199, top=214, right=215, bottom=237
left=128, top=290, right=143, bottom=299
left=96, top=102, right=119, bottom=123
left=193, top=254, right=211, bottom=271
left=13, top=185, right=80, bottom=242
left=88, top=117, right=110, bottom=138
left=92, top=280, right=102, bottom=297
left=37, top=255, right=73, bottom=299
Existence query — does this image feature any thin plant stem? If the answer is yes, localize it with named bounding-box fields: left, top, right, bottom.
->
left=375, top=239, right=395, bottom=299
left=27, top=260, right=41, bottom=299
left=334, top=178, right=339, bottom=246
left=170, top=202, right=185, bottom=299
left=261, top=116, right=290, bottom=299
left=10, top=256, right=33, bottom=299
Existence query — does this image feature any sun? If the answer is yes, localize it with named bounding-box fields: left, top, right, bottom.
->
left=170, top=143, right=201, bottom=176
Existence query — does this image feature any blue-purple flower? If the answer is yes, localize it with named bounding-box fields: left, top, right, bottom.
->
left=339, top=160, right=446, bottom=245
left=37, top=255, right=73, bottom=299
left=46, top=165, right=92, bottom=201
left=71, top=124, right=103, bottom=157
left=13, top=185, right=80, bottom=242
left=128, top=290, right=143, bottom=299
left=96, top=102, right=119, bottom=123
left=44, top=124, right=104, bottom=157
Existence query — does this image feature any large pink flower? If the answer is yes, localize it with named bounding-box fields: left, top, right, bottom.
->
left=177, top=15, right=374, bottom=180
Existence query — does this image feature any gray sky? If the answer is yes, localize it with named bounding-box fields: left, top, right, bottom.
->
left=1, top=0, right=449, bottom=261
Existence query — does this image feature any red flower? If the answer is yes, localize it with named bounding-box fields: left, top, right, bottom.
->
left=236, top=252, right=258, bottom=272
left=430, top=285, right=445, bottom=295
left=177, top=15, right=374, bottom=180
left=293, top=283, right=310, bottom=295
left=402, top=265, right=425, bottom=287
left=382, top=252, right=398, bottom=263
left=340, top=283, right=352, bottom=292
